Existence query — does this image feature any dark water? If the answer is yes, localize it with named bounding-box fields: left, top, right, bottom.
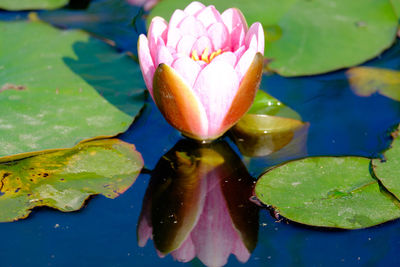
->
left=1, top=2, right=400, bottom=266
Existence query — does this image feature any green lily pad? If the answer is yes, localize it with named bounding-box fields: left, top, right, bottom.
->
left=149, top=0, right=398, bottom=76
left=0, top=138, right=143, bottom=222
left=347, top=67, right=400, bottom=101
left=255, top=157, right=400, bottom=229
left=0, top=0, right=68, bottom=10
left=0, top=21, right=145, bottom=162
left=373, top=128, right=400, bottom=200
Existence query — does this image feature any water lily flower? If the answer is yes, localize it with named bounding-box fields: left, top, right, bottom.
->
left=137, top=140, right=259, bottom=267
left=138, top=1, right=264, bottom=141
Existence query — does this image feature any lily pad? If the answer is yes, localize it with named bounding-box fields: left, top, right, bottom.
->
left=373, top=128, right=400, bottom=200
left=0, top=0, right=67, bottom=10
left=347, top=67, right=400, bottom=101
left=149, top=0, right=398, bottom=76
left=0, top=20, right=145, bottom=162
left=255, top=156, right=400, bottom=229
left=40, top=0, right=145, bottom=54
left=0, top=138, right=143, bottom=222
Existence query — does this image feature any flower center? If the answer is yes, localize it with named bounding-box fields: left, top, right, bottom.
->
left=191, top=47, right=222, bottom=64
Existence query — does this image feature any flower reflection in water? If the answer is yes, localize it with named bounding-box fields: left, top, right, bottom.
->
left=137, top=140, right=259, bottom=267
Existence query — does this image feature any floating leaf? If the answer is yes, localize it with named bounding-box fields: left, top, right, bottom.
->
left=0, top=139, right=143, bottom=222
left=373, top=127, right=400, bottom=200
left=347, top=67, right=400, bottom=101
left=0, top=21, right=145, bottom=162
left=40, top=0, right=145, bottom=54
left=0, top=0, right=67, bottom=10
left=255, top=157, right=400, bottom=229
left=149, top=0, right=398, bottom=76
left=230, top=90, right=307, bottom=157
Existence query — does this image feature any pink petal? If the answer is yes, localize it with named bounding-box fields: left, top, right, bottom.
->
left=235, top=48, right=256, bottom=82
left=138, top=34, right=156, bottom=97
left=137, top=213, right=152, bottom=247
left=148, top=16, right=168, bottom=60
left=193, top=60, right=239, bottom=137
left=211, top=51, right=237, bottom=66
left=190, top=173, right=241, bottom=267
left=191, top=36, right=213, bottom=54
left=172, top=56, right=202, bottom=87
left=245, top=22, right=264, bottom=54
left=232, top=236, right=251, bottom=263
left=169, top=9, right=187, bottom=29
left=143, top=0, right=159, bottom=11
left=166, top=27, right=183, bottom=49
left=171, top=236, right=196, bottom=263
left=178, top=15, right=206, bottom=37
left=221, top=8, right=248, bottom=50
left=176, top=35, right=197, bottom=56
left=183, top=1, right=205, bottom=15
left=234, top=45, right=246, bottom=65
left=195, top=5, right=222, bottom=28
left=207, top=22, right=229, bottom=51
left=155, top=42, right=174, bottom=67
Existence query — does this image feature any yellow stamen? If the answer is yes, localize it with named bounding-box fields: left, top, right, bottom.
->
left=209, top=49, right=222, bottom=62
left=201, top=47, right=209, bottom=63
left=191, top=50, right=199, bottom=61
left=191, top=48, right=223, bottom=63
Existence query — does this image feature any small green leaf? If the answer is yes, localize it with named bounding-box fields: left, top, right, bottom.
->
left=0, top=0, right=68, bottom=10
left=0, top=139, right=143, bottom=222
left=230, top=90, right=307, bottom=157
left=248, top=90, right=301, bottom=120
left=347, top=67, right=400, bottom=101
left=255, top=157, right=400, bottom=229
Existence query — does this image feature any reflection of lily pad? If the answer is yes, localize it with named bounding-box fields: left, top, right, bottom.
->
left=255, top=156, right=400, bottom=229
left=0, top=21, right=145, bottom=162
left=0, top=0, right=67, bottom=10
left=373, top=127, right=400, bottom=199
left=347, top=67, right=400, bottom=101
left=149, top=0, right=398, bottom=76
left=0, top=139, right=143, bottom=222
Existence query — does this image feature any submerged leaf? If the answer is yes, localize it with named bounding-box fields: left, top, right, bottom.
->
left=347, top=67, right=400, bottom=101
left=40, top=0, right=145, bottom=54
left=255, top=157, right=400, bottom=229
left=0, top=139, right=143, bottom=222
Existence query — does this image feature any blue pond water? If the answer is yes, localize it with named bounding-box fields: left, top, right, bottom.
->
left=1, top=3, right=400, bottom=266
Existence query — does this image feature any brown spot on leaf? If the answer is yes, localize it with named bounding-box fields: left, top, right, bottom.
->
left=0, top=83, right=26, bottom=93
